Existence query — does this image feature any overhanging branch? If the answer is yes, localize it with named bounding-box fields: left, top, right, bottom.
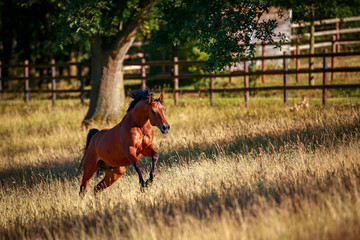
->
left=112, top=0, right=155, bottom=57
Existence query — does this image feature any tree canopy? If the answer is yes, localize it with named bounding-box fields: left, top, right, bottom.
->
left=2, top=0, right=359, bottom=67
left=52, top=0, right=285, bottom=71
left=150, top=0, right=286, bottom=71
left=53, top=0, right=158, bottom=53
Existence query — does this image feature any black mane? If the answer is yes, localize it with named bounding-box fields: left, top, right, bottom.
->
left=126, top=89, right=155, bottom=113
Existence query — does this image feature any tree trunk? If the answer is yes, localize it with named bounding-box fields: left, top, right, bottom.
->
left=80, top=0, right=154, bottom=126
left=82, top=35, right=136, bottom=126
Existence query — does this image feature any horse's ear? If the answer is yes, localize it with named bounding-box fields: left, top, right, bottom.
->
left=159, top=93, right=164, bottom=102
left=148, top=94, right=154, bottom=103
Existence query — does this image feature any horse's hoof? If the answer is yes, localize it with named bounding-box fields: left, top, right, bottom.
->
left=140, top=186, right=146, bottom=193
left=145, top=179, right=153, bottom=186
left=94, top=186, right=102, bottom=196
left=79, top=191, right=85, bottom=198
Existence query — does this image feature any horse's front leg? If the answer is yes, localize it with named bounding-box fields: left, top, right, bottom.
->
left=142, top=144, right=159, bottom=186
left=147, top=152, right=159, bottom=185
left=127, top=147, right=146, bottom=188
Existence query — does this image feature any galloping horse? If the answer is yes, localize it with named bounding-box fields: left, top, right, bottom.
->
left=79, top=90, right=170, bottom=195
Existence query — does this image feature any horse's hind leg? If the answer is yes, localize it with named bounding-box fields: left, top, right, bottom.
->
left=94, top=166, right=126, bottom=194
left=79, top=150, right=99, bottom=196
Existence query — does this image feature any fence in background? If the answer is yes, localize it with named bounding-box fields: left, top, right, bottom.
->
left=0, top=61, right=89, bottom=105
left=291, top=15, right=360, bottom=52
left=126, top=51, right=360, bottom=107
left=0, top=51, right=359, bottom=107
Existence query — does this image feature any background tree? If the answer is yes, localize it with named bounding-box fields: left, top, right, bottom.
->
left=54, top=0, right=284, bottom=125
left=54, top=0, right=156, bottom=126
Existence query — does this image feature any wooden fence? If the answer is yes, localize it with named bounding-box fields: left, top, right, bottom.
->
left=0, top=51, right=359, bottom=107
left=291, top=16, right=360, bottom=51
left=0, top=61, right=89, bottom=105
left=125, top=51, right=360, bottom=107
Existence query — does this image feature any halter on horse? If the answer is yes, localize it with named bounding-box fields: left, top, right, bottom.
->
left=79, top=90, right=170, bottom=195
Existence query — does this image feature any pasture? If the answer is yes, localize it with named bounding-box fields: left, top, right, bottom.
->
left=0, top=96, right=359, bottom=239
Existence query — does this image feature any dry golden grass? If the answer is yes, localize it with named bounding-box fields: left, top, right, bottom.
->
left=0, top=96, right=359, bottom=239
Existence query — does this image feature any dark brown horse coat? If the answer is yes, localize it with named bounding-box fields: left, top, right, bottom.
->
left=80, top=90, right=169, bottom=195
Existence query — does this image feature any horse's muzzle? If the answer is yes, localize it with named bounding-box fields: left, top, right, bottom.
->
left=159, top=124, right=170, bottom=134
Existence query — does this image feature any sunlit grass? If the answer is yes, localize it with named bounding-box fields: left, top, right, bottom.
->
left=0, top=97, right=359, bottom=239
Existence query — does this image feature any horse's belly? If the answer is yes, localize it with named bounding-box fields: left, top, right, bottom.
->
left=109, top=156, right=132, bottom=167
left=98, top=152, right=132, bottom=167
left=116, top=158, right=132, bottom=167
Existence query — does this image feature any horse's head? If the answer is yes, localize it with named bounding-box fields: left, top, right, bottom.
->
left=148, top=94, right=170, bottom=134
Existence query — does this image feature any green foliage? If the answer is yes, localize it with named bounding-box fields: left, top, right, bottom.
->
left=271, top=0, right=360, bottom=23
left=152, top=0, right=285, bottom=71
left=52, top=0, right=162, bottom=50
left=53, top=0, right=121, bottom=47
left=53, top=0, right=285, bottom=71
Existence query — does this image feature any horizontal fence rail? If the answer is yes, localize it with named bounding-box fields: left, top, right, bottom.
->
left=291, top=16, right=360, bottom=28
left=0, top=51, right=359, bottom=106
left=292, top=27, right=360, bottom=39
left=291, top=15, right=360, bottom=55
left=0, top=60, right=88, bottom=104
left=168, top=84, right=360, bottom=93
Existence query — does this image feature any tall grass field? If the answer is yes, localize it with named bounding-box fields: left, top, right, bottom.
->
left=0, top=96, right=359, bottom=239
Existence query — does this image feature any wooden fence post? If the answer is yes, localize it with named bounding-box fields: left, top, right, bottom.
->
left=331, top=35, right=336, bottom=81
left=292, top=38, right=296, bottom=56
left=323, top=49, right=328, bottom=107
left=244, top=60, right=249, bottom=107
left=0, top=61, right=2, bottom=102
left=229, top=64, right=233, bottom=84
left=292, top=26, right=297, bottom=55
left=210, top=73, right=214, bottom=106
left=79, top=60, right=85, bottom=104
left=173, top=57, right=179, bottom=105
left=335, top=21, right=340, bottom=53
left=296, top=45, right=300, bottom=83
left=262, top=44, right=266, bottom=84
left=24, top=60, right=29, bottom=104
left=309, top=52, right=314, bottom=86
left=141, top=58, right=146, bottom=90
left=283, top=52, right=288, bottom=106
left=51, top=59, right=56, bottom=105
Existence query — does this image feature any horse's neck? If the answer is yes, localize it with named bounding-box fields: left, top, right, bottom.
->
left=128, top=104, right=149, bottom=128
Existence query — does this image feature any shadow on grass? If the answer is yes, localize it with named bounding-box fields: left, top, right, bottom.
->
left=0, top=118, right=359, bottom=191
left=155, top=118, right=360, bottom=169
left=0, top=158, right=81, bottom=190
left=2, top=162, right=359, bottom=239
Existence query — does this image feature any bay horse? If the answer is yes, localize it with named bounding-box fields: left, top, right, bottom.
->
left=79, top=90, right=170, bottom=195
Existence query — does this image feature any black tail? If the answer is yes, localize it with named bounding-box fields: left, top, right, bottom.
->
left=77, top=128, right=99, bottom=175
left=85, top=129, right=100, bottom=150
